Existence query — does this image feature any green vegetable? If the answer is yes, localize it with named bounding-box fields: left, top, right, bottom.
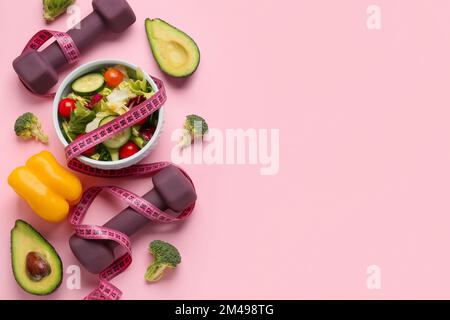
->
left=71, top=73, right=105, bottom=96
left=66, top=102, right=96, bottom=139
left=118, top=68, right=153, bottom=99
left=98, top=87, right=112, bottom=98
left=131, top=136, right=147, bottom=149
left=95, top=144, right=112, bottom=161
left=131, top=125, right=141, bottom=137
left=43, top=0, right=75, bottom=22
left=125, top=67, right=139, bottom=79
left=85, top=117, right=102, bottom=134
left=61, top=120, right=75, bottom=142
left=93, top=100, right=116, bottom=115
left=66, top=93, right=88, bottom=107
left=179, top=114, right=209, bottom=148
left=117, top=81, right=152, bottom=100
left=145, top=240, right=181, bottom=282
left=14, top=113, right=49, bottom=144
left=148, top=112, right=159, bottom=128
left=108, top=148, right=119, bottom=161
left=125, top=68, right=145, bottom=83
left=107, top=87, right=136, bottom=105
left=99, top=116, right=131, bottom=149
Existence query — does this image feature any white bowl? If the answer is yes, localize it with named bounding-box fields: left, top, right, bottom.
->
left=53, top=59, right=165, bottom=170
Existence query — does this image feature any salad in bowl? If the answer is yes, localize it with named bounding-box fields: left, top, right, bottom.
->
left=53, top=60, right=164, bottom=169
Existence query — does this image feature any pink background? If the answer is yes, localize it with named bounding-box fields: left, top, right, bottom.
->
left=2, top=0, right=450, bottom=299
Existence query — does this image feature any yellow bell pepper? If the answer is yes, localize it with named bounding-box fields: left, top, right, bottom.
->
left=8, top=151, right=83, bottom=222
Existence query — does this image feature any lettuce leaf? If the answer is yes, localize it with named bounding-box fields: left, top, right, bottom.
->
left=67, top=102, right=96, bottom=137
left=98, top=87, right=112, bottom=97
left=66, top=92, right=88, bottom=106
left=118, top=68, right=154, bottom=99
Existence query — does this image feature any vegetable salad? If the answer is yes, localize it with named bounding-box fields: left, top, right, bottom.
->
left=58, top=65, right=159, bottom=161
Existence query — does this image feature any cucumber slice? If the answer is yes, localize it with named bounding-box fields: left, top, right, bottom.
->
left=99, top=115, right=117, bottom=126
left=85, top=117, right=103, bottom=133
left=72, top=73, right=105, bottom=96
left=99, top=116, right=131, bottom=149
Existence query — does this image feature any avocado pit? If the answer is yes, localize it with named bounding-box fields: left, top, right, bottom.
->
left=26, top=252, right=51, bottom=281
left=11, top=220, right=63, bottom=295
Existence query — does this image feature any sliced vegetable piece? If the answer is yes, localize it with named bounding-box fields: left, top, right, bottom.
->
left=72, top=73, right=105, bottom=96
left=131, top=136, right=147, bottom=149
left=85, top=117, right=102, bottom=133
left=131, top=125, right=141, bottom=137
left=99, top=116, right=132, bottom=149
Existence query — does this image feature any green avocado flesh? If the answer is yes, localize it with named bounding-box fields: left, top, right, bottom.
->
left=145, top=18, right=200, bottom=77
left=11, top=220, right=62, bottom=295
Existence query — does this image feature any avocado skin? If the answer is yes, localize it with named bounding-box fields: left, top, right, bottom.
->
left=145, top=18, right=201, bottom=78
left=11, top=220, right=63, bottom=295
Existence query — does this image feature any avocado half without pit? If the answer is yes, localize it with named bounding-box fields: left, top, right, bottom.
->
left=145, top=18, right=200, bottom=78
left=11, top=220, right=62, bottom=295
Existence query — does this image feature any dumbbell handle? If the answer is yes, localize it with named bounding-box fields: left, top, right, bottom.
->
left=105, top=189, right=167, bottom=237
left=69, top=188, right=168, bottom=274
left=43, top=12, right=107, bottom=70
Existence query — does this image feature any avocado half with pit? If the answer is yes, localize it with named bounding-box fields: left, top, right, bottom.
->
left=11, top=220, right=63, bottom=295
left=145, top=18, right=200, bottom=77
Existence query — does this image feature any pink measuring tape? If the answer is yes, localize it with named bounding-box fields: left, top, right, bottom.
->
left=21, top=30, right=81, bottom=97
left=68, top=86, right=196, bottom=300
left=65, top=76, right=167, bottom=162
left=21, top=31, right=196, bottom=300
left=70, top=164, right=195, bottom=300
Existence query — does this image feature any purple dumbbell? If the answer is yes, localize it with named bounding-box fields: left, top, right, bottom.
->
left=13, top=0, right=136, bottom=94
left=69, top=166, right=197, bottom=274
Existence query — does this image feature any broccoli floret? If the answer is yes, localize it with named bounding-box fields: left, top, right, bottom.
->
left=185, top=114, right=208, bottom=138
left=43, top=0, right=75, bottom=21
left=14, top=113, right=49, bottom=144
left=145, top=240, right=181, bottom=282
left=179, top=114, right=209, bottom=148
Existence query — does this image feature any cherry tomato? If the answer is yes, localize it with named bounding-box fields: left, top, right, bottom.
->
left=119, top=142, right=140, bottom=159
left=104, top=67, right=124, bottom=88
left=58, top=98, right=76, bottom=118
left=77, top=134, right=97, bottom=157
